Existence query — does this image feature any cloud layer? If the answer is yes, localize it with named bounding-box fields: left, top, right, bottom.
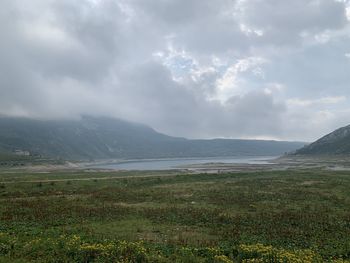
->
left=1, top=0, right=350, bottom=141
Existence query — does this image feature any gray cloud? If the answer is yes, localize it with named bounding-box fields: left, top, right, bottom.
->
left=237, top=0, right=348, bottom=45
left=1, top=0, right=350, bottom=141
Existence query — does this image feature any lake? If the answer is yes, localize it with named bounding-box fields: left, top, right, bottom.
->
left=89, top=156, right=277, bottom=171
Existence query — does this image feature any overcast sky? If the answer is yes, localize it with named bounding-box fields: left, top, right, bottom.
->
left=1, top=0, right=350, bottom=141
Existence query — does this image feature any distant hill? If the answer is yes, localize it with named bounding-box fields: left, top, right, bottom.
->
left=296, top=125, right=350, bottom=155
left=0, top=116, right=305, bottom=160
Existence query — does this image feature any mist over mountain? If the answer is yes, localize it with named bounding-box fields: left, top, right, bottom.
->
left=296, top=124, right=350, bottom=155
left=0, top=116, right=305, bottom=160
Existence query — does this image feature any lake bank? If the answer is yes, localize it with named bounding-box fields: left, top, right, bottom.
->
left=85, top=156, right=278, bottom=171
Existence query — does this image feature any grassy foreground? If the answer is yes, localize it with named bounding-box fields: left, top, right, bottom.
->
left=0, top=169, right=349, bottom=262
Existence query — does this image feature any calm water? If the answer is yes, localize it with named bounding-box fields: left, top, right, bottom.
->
left=90, top=156, right=277, bottom=171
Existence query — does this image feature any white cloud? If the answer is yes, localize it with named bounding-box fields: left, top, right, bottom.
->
left=346, top=5, right=350, bottom=20
left=287, top=96, right=347, bottom=107
left=214, top=57, right=267, bottom=102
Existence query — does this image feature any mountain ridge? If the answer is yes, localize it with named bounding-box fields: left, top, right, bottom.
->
left=0, top=116, right=305, bottom=160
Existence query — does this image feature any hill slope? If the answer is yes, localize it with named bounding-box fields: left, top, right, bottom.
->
left=0, top=116, right=305, bottom=160
left=296, top=124, right=350, bottom=155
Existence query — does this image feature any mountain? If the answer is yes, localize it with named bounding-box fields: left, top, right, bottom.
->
left=296, top=124, right=350, bottom=155
left=0, top=116, right=305, bottom=160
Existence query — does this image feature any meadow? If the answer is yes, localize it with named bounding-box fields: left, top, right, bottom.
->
left=0, top=168, right=349, bottom=262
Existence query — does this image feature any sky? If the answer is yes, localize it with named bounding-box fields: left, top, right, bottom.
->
left=1, top=0, right=350, bottom=142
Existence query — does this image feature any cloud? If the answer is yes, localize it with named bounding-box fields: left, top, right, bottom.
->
left=236, top=0, right=348, bottom=45
left=0, top=0, right=350, bottom=141
left=287, top=96, right=346, bottom=107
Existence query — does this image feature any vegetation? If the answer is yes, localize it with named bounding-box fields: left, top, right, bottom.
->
left=296, top=124, right=350, bottom=155
left=0, top=169, right=349, bottom=262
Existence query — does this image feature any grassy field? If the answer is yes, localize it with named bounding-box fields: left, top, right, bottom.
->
left=0, top=168, right=349, bottom=262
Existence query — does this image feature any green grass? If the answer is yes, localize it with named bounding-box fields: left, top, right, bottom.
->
left=0, top=169, right=349, bottom=262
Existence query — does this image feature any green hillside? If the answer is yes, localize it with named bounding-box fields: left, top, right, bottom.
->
left=296, top=124, right=350, bottom=155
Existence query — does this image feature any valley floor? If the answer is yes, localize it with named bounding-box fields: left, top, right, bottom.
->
left=0, top=165, right=349, bottom=262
